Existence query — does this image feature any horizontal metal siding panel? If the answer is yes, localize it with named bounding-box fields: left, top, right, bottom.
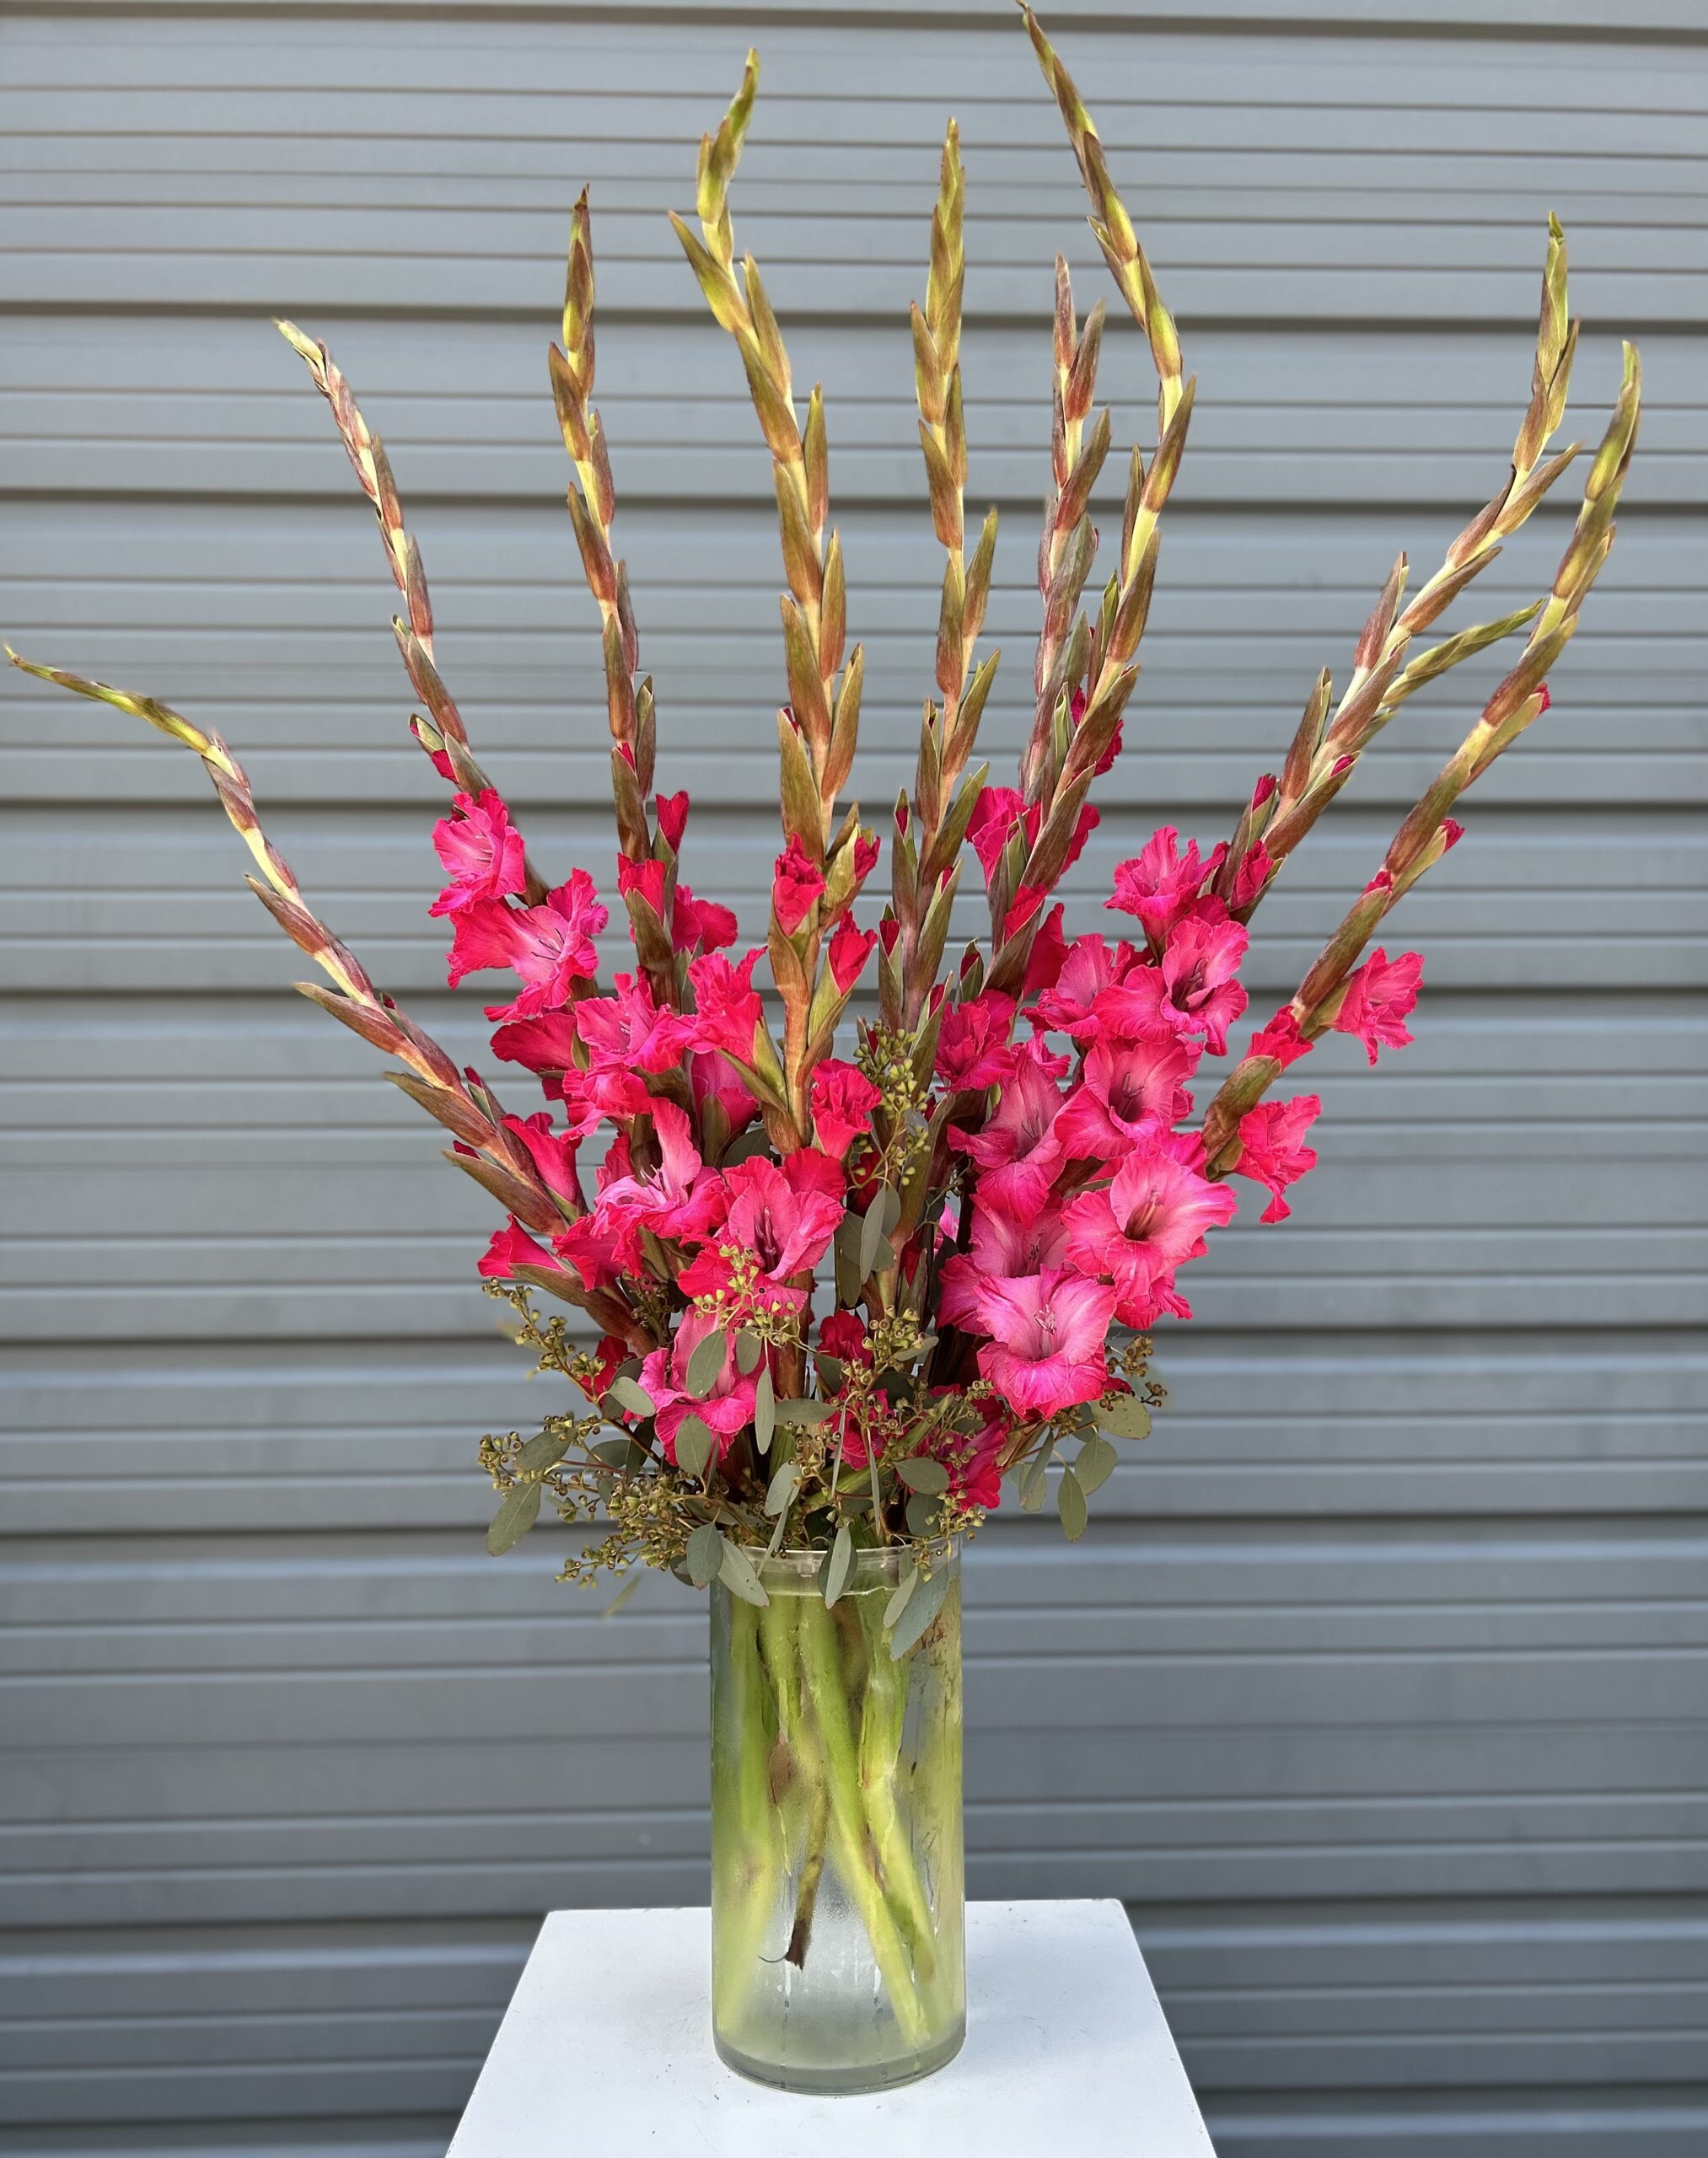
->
left=1, top=0, right=1703, bottom=2152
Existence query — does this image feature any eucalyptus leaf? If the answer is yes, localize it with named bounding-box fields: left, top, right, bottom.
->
left=517, top=1429, right=571, bottom=1474
left=719, top=1538, right=771, bottom=1608
left=775, top=1398, right=835, bottom=1426
left=764, top=1462, right=798, bottom=1518
left=735, top=1330, right=764, bottom=1375
left=1018, top=1447, right=1052, bottom=1513
left=857, top=1186, right=901, bottom=1280
left=1098, top=1393, right=1152, bottom=1441
left=1056, top=1463, right=1088, bottom=1542
left=1076, top=1433, right=1120, bottom=1495
left=822, top=1522, right=854, bottom=1608
left=601, top=1571, right=642, bottom=1617
left=894, top=1455, right=949, bottom=1495
left=686, top=1329, right=729, bottom=1397
left=888, top=1563, right=951, bottom=1658
left=882, top=1563, right=919, bottom=1630
left=605, top=1375, right=656, bottom=1419
left=588, top=1435, right=636, bottom=1469
left=486, top=1481, right=541, bottom=1557
left=753, top=1366, right=776, bottom=1453
left=674, top=1417, right=717, bottom=1482
left=685, top=1522, right=724, bottom=1587
left=905, top=1490, right=942, bottom=1539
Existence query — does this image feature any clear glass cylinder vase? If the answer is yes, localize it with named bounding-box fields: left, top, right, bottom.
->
left=708, top=1544, right=965, bottom=2093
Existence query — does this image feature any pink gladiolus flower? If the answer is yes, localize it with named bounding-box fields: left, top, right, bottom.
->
left=811, top=1059, right=882, bottom=1160
left=487, top=1010, right=580, bottom=1089
left=1023, top=904, right=1070, bottom=996
left=671, top=884, right=738, bottom=955
left=1158, top=904, right=1249, bottom=1054
left=575, top=972, right=697, bottom=1076
left=678, top=1148, right=845, bottom=1315
left=690, top=1048, right=760, bottom=1137
left=772, top=835, right=824, bottom=932
left=687, top=949, right=764, bottom=1064
left=827, top=917, right=877, bottom=995
left=952, top=1040, right=1065, bottom=1209
left=1226, top=839, right=1273, bottom=913
left=940, top=1401, right=1011, bottom=1509
left=1029, top=935, right=1136, bottom=1040
left=1247, top=1008, right=1313, bottom=1071
left=450, top=871, right=608, bottom=1021
left=655, top=791, right=690, bottom=852
left=937, top=1198, right=1070, bottom=1328
left=1062, top=803, right=1101, bottom=873
left=1107, top=827, right=1214, bottom=944
left=818, top=1307, right=872, bottom=1370
left=555, top=1194, right=642, bottom=1289
left=1332, top=947, right=1423, bottom=1066
left=971, top=1269, right=1116, bottom=1420
left=476, top=1217, right=567, bottom=1282
left=1062, top=1139, right=1238, bottom=1325
left=638, top=1307, right=760, bottom=1462
left=1053, top=1031, right=1197, bottom=1160
left=596, top=1099, right=722, bottom=1245
left=967, top=787, right=1034, bottom=882
left=429, top=790, right=526, bottom=915
left=848, top=829, right=881, bottom=894
left=936, top=992, right=1017, bottom=1090
left=1234, top=1094, right=1321, bottom=1223
left=1002, top=883, right=1048, bottom=942
left=502, top=1110, right=583, bottom=1205
left=616, top=856, right=666, bottom=915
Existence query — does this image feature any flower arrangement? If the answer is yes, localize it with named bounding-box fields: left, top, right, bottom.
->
left=8, top=11, right=1638, bottom=1629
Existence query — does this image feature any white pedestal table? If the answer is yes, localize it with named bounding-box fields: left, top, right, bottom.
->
left=448, top=1898, right=1217, bottom=2155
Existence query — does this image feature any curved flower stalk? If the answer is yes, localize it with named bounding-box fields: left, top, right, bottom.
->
left=275, top=320, right=554, bottom=908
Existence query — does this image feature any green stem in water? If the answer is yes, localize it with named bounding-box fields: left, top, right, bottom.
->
left=711, top=1596, right=787, bottom=2032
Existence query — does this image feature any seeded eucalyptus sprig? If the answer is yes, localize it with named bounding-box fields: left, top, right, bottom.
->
left=1200, top=341, right=1642, bottom=1171
left=892, top=119, right=1000, bottom=1033
left=275, top=321, right=553, bottom=909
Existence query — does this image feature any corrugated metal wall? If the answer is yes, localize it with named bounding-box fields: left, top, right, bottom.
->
left=3, top=3, right=1703, bottom=2151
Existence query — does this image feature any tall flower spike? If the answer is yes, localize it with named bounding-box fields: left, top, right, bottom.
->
left=1199, top=340, right=1642, bottom=1173
left=671, top=53, right=866, bottom=1143
left=898, top=117, right=999, bottom=1029
left=548, top=191, right=674, bottom=1005
left=2, top=649, right=572, bottom=1236
left=1238, top=216, right=1589, bottom=915
left=274, top=320, right=552, bottom=909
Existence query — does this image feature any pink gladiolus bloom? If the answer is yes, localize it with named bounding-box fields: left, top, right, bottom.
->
left=1062, top=1140, right=1238, bottom=1326
left=1107, top=827, right=1214, bottom=944
left=1333, top=947, right=1423, bottom=1066
left=555, top=1194, right=642, bottom=1289
left=1029, top=935, right=1136, bottom=1040
left=941, top=1402, right=1010, bottom=1509
left=972, top=1269, right=1117, bottom=1420
left=502, top=1110, right=583, bottom=1205
left=476, top=1216, right=567, bottom=1282
left=671, top=884, right=738, bottom=955
left=771, top=835, right=825, bottom=932
left=1247, top=1008, right=1313, bottom=1071
left=638, top=1307, right=760, bottom=1462
left=429, top=790, right=526, bottom=915
left=1234, top=1094, right=1321, bottom=1223
left=1053, top=1031, right=1197, bottom=1160
left=575, top=972, right=697, bottom=1076
left=596, top=1100, right=722, bottom=1245
left=846, top=829, right=881, bottom=897
left=1158, top=904, right=1249, bottom=1054
left=810, top=1059, right=882, bottom=1160
left=655, top=791, right=690, bottom=852
left=1002, top=883, right=1048, bottom=942
left=937, top=1198, right=1070, bottom=1328
left=818, top=1307, right=872, bottom=1370
left=1062, top=803, right=1101, bottom=873
left=688, top=949, right=764, bottom=1064
left=1023, top=903, right=1070, bottom=996
left=953, top=1040, right=1065, bottom=1209
left=936, top=992, right=1017, bottom=1090
left=967, top=787, right=1034, bottom=882
left=1226, top=839, right=1273, bottom=913
left=616, top=856, right=666, bottom=915
left=679, top=1148, right=845, bottom=1315
left=488, top=1010, right=580, bottom=1088
left=827, top=917, right=877, bottom=995
left=451, top=871, right=608, bottom=1021
left=690, top=1048, right=760, bottom=1135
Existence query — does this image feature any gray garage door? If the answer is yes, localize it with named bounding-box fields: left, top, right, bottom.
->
left=3, top=3, right=1705, bottom=2152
